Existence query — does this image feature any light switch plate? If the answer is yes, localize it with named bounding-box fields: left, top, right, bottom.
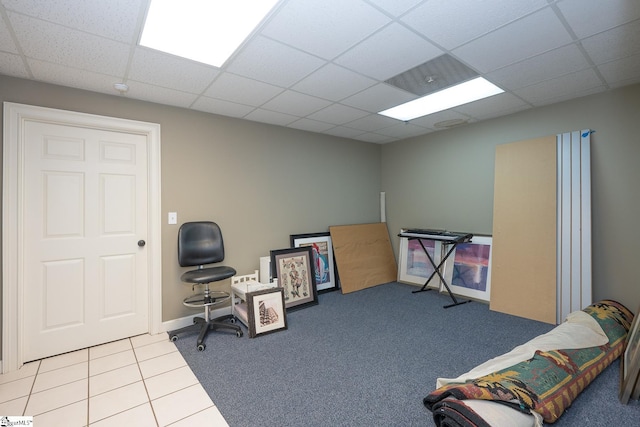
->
left=168, top=212, right=177, bottom=224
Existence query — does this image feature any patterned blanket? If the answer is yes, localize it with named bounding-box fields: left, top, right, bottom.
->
left=424, top=300, right=634, bottom=424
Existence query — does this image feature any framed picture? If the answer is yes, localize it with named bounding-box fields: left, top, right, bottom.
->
left=270, top=247, right=319, bottom=311
left=442, top=235, right=493, bottom=302
left=290, top=232, right=339, bottom=293
left=397, top=233, right=443, bottom=290
left=620, top=305, right=640, bottom=403
left=246, top=287, right=287, bottom=338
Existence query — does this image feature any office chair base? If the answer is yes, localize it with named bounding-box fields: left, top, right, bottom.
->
left=169, top=314, right=243, bottom=351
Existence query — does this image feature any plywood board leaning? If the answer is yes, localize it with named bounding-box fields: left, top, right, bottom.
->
left=490, top=136, right=557, bottom=324
left=329, top=223, right=398, bottom=294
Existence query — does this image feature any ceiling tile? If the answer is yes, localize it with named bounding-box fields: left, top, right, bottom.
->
left=597, top=53, right=640, bottom=87
left=407, top=110, right=470, bottom=129
left=260, top=90, right=332, bottom=116
left=513, top=69, right=604, bottom=105
left=557, top=0, right=640, bottom=39
left=323, top=126, right=367, bottom=139
left=340, top=83, right=417, bottom=112
left=0, top=16, right=19, bottom=53
left=287, top=118, right=337, bottom=133
left=124, top=81, right=199, bottom=109
left=581, top=21, right=640, bottom=65
left=261, top=0, right=390, bottom=60
left=243, top=108, right=299, bottom=127
left=375, top=122, right=432, bottom=139
left=204, top=73, right=283, bottom=107
left=344, top=114, right=399, bottom=132
left=292, top=64, right=377, bottom=101
left=335, top=22, right=444, bottom=80
left=27, top=58, right=120, bottom=95
left=487, top=44, right=591, bottom=91
left=191, top=96, right=255, bottom=118
left=452, top=92, right=530, bottom=120
left=530, top=86, right=606, bottom=107
left=366, top=0, right=424, bottom=18
left=453, top=8, right=574, bottom=73
left=353, top=132, right=394, bottom=144
left=129, top=48, right=219, bottom=94
left=226, top=36, right=325, bottom=88
left=0, top=52, right=30, bottom=78
left=307, top=104, right=371, bottom=125
left=402, top=0, right=548, bottom=49
left=2, top=0, right=144, bottom=43
left=8, top=12, right=129, bottom=75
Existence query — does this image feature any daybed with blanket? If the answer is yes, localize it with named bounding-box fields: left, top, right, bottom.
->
left=423, top=300, right=634, bottom=426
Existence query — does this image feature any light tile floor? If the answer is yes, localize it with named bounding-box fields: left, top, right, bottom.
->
left=0, top=333, right=229, bottom=426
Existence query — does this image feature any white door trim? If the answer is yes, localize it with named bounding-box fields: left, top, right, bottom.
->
left=2, top=102, right=162, bottom=373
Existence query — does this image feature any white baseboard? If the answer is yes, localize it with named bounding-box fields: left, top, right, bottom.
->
left=160, top=306, right=232, bottom=333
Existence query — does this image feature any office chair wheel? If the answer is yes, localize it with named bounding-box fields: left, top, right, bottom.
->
left=236, top=330, right=243, bottom=338
left=170, top=335, right=178, bottom=342
left=197, top=344, right=206, bottom=351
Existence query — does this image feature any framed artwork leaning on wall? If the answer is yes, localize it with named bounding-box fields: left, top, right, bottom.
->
left=442, top=235, right=493, bottom=302
left=270, top=247, right=319, bottom=311
left=620, top=304, right=640, bottom=403
left=246, top=287, right=287, bottom=338
left=397, top=235, right=443, bottom=290
left=290, top=232, right=339, bottom=293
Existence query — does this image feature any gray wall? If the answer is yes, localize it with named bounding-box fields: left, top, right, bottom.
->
left=0, top=75, right=382, bottom=326
left=2, top=74, right=638, bottom=355
left=382, top=83, right=640, bottom=312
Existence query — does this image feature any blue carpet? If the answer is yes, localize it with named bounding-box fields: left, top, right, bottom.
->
left=174, top=282, right=640, bottom=426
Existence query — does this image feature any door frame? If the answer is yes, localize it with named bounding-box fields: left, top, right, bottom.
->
left=2, top=102, right=162, bottom=373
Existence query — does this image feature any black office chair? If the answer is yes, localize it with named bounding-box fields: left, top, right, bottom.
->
left=169, top=221, right=243, bottom=351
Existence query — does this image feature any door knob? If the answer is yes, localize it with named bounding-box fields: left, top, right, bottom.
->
left=138, top=240, right=146, bottom=247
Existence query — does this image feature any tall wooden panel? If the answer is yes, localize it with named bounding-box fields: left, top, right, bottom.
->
left=490, top=136, right=557, bottom=324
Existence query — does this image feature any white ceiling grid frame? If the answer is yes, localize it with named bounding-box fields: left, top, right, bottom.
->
left=203, top=73, right=284, bottom=107
left=486, top=44, right=592, bottom=91
left=292, top=63, right=378, bottom=102
left=340, top=83, right=418, bottom=113
left=128, top=47, right=219, bottom=94
left=307, top=104, right=372, bottom=126
left=1, top=0, right=640, bottom=143
left=365, top=0, right=424, bottom=18
left=580, top=20, right=640, bottom=65
left=557, top=0, right=640, bottom=38
left=597, top=53, right=640, bottom=88
left=8, top=12, right=131, bottom=76
left=1, top=0, right=144, bottom=43
left=28, top=59, right=123, bottom=95
left=191, top=96, right=256, bottom=118
left=261, top=90, right=333, bottom=117
left=451, top=8, right=575, bottom=73
left=261, top=0, right=391, bottom=60
left=400, top=0, right=550, bottom=50
left=334, top=22, right=444, bottom=81
left=225, top=36, right=325, bottom=88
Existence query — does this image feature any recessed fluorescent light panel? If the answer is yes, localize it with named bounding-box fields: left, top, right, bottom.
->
left=140, top=0, right=279, bottom=67
left=379, top=77, right=504, bottom=121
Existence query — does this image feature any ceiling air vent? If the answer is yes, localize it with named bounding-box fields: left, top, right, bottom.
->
left=385, top=54, right=479, bottom=96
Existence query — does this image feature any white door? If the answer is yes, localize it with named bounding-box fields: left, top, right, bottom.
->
left=22, top=120, right=149, bottom=362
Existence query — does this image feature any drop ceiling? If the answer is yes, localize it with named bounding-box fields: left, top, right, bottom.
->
left=1, top=0, right=639, bottom=143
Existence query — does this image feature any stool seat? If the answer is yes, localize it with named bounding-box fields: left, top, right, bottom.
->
left=181, top=266, right=236, bottom=284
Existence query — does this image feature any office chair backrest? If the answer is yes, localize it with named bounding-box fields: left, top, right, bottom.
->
left=178, top=221, right=225, bottom=267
